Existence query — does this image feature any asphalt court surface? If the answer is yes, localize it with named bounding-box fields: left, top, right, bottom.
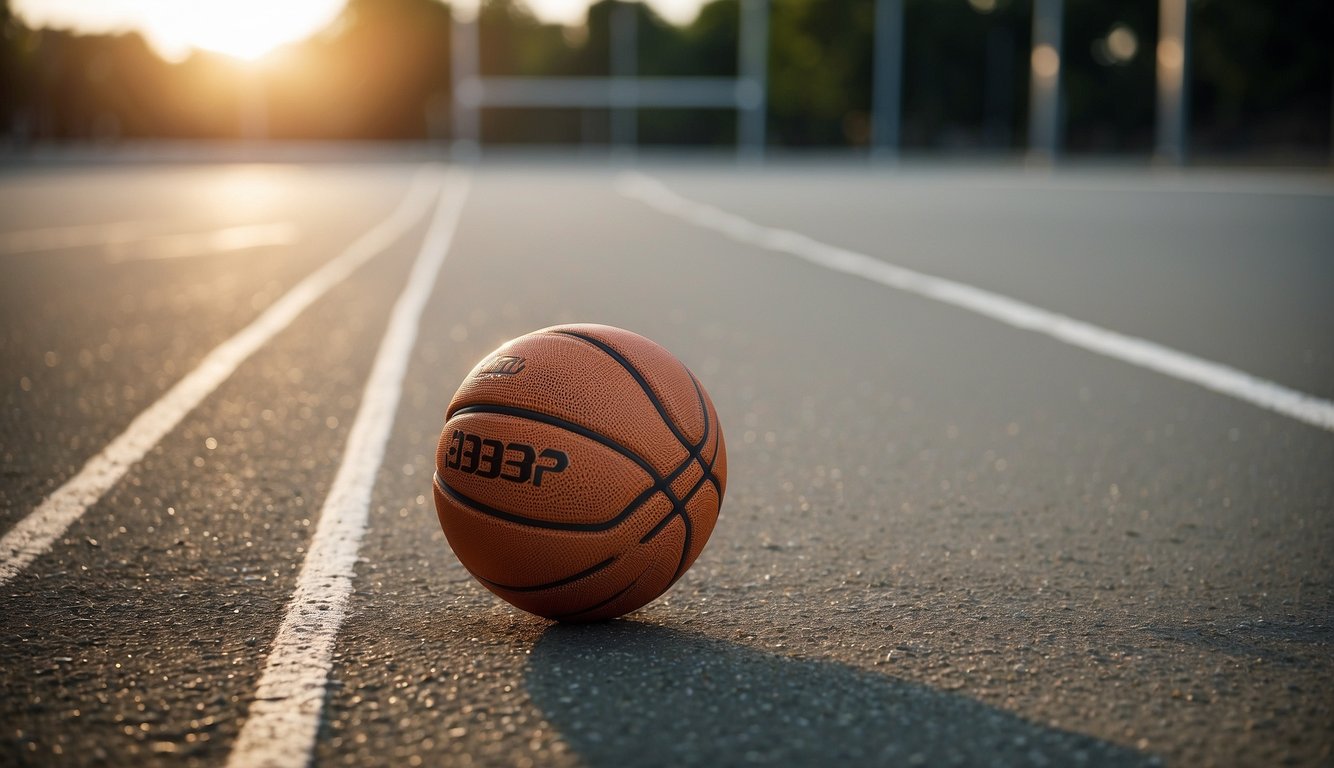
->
left=1, top=160, right=1331, bottom=767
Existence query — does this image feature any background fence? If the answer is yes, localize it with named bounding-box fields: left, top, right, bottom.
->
left=2, top=0, right=1331, bottom=162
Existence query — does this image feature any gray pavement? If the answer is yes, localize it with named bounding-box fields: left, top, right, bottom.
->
left=1, top=161, right=1331, bottom=767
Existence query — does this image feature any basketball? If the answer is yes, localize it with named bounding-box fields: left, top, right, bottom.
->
left=432, top=323, right=727, bottom=622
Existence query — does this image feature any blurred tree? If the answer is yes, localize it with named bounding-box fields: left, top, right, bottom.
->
left=763, top=0, right=1029, bottom=151
left=901, top=0, right=1029, bottom=151
left=6, top=25, right=186, bottom=140
left=480, top=0, right=574, bottom=76
left=0, top=0, right=19, bottom=142
left=638, top=0, right=736, bottom=145
left=1062, top=0, right=1156, bottom=153
left=2, top=2, right=45, bottom=143
left=642, top=0, right=737, bottom=77
left=266, top=0, right=454, bottom=139
left=1191, top=0, right=1333, bottom=157
left=478, top=0, right=586, bottom=142
left=766, top=0, right=872, bottom=147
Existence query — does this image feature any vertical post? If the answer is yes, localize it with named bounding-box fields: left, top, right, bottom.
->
left=872, top=0, right=905, bottom=161
left=1154, top=0, right=1190, bottom=165
left=610, top=1, right=638, bottom=154
left=1027, top=0, right=1063, bottom=163
left=737, top=0, right=768, bottom=159
left=451, top=5, right=481, bottom=159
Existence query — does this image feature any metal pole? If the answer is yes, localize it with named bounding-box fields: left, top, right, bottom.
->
left=610, top=1, right=638, bottom=154
left=1027, top=0, right=1063, bottom=163
left=871, top=0, right=904, bottom=161
left=451, top=6, right=481, bottom=158
left=1154, top=0, right=1190, bottom=165
left=737, top=0, right=768, bottom=159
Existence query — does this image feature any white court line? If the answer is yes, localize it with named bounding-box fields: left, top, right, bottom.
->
left=963, top=176, right=1334, bottom=199
left=2, top=220, right=300, bottom=261
left=225, top=169, right=471, bottom=768
left=0, top=221, right=157, bottom=254
left=878, top=171, right=1334, bottom=200
left=0, top=166, right=445, bottom=587
left=618, top=172, right=1334, bottom=434
left=106, top=222, right=301, bottom=262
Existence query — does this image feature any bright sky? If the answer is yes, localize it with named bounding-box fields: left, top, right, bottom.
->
left=13, top=0, right=709, bottom=62
left=460, top=0, right=707, bottom=26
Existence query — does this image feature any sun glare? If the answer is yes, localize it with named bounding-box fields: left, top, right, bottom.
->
left=15, top=1, right=712, bottom=60
left=141, top=0, right=345, bottom=61
left=14, top=0, right=345, bottom=62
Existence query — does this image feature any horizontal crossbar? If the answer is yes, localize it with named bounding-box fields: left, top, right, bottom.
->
left=456, top=76, right=763, bottom=110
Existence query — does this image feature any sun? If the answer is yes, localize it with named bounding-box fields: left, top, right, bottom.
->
left=137, top=0, right=345, bottom=61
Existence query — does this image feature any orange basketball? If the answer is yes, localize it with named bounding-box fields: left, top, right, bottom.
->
left=432, top=323, right=727, bottom=622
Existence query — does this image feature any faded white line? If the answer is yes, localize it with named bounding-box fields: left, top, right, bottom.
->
left=2, top=220, right=301, bottom=261
left=874, top=170, right=1334, bottom=199
left=225, top=169, right=471, bottom=768
left=964, top=176, right=1334, bottom=199
left=106, top=222, right=301, bottom=262
left=0, top=221, right=157, bottom=254
left=618, top=172, right=1334, bottom=434
left=0, top=166, right=445, bottom=587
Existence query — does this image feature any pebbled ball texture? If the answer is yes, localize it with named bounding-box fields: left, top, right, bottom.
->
left=432, top=323, right=727, bottom=622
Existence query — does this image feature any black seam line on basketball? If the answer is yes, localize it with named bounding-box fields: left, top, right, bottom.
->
left=611, top=399, right=708, bottom=535
left=435, top=472, right=628, bottom=532
left=638, top=365, right=710, bottom=517
left=639, top=506, right=681, bottom=544
left=639, top=443, right=718, bottom=545
left=689, top=369, right=725, bottom=504
left=549, top=329, right=698, bottom=452
left=670, top=369, right=713, bottom=505
left=672, top=510, right=694, bottom=583
left=686, top=370, right=715, bottom=480
left=445, top=351, right=715, bottom=537
left=551, top=573, right=643, bottom=621
left=436, top=438, right=693, bottom=541
left=450, top=403, right=660, bottom=482
left=637, top=442, right=720, bottom=546
left=546, top=329, right=712, bottom=509
left=637, top=470, right=704, bottom=545
left=703, top=423, right=722, bottom=499
left=475, top=556, right=616, bottom=593
left=637, top=411, right=718, bottom=546
left=629, top=432, right=702, bottom=544
left=446, top=400, right=689, bottom=534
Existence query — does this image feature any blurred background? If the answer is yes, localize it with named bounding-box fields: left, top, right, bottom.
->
left=0, top=0, right=1331, bottom=162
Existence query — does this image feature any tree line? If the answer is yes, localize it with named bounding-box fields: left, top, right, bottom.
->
left=1, top=0, right=1330, bottom=157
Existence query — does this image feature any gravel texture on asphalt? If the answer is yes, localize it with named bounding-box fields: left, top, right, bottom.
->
left=2, top=162, right=1331, bottom=767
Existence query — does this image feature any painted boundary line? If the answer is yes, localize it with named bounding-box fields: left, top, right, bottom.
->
left=0, top=220, right=158, bottom=254
left=225, top=169, right=472, bottom=768
left=0, top=166, right=446, bottom=587
left=618, top=172, right=1334, bottom=434
left=2, top=220, right=299, bottom=259
left=894, top=172, right=1334, bottom=200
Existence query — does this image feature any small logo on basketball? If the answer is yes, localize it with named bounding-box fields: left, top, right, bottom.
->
left=475, top=355, right=526, bottom=378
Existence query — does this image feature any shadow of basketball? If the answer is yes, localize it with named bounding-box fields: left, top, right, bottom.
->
left=526, top=622, right=1156, bottom=767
